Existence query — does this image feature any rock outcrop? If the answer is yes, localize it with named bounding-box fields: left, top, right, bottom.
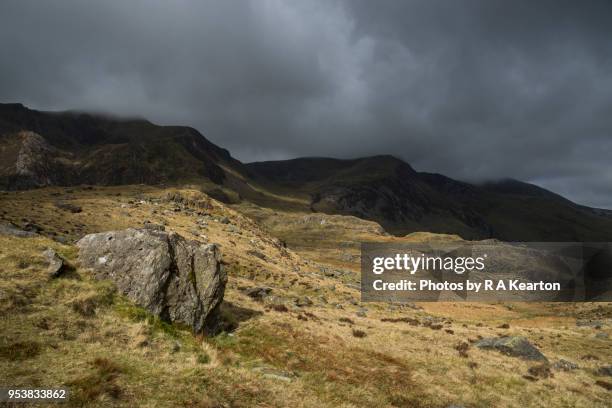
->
left=0, top=221, right=38, bottom=238
left=1, top=131, right=77, bottom=189
left=77, top=228, right=226, bottom=333
left=476, top=336, right=548, bottom=362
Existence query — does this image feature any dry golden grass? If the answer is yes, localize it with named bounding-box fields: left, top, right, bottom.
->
left=1, top=186, right=611, bottom=407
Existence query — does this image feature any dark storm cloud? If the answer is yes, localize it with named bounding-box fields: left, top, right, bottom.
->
left=1, top=1, right=611, bottom=208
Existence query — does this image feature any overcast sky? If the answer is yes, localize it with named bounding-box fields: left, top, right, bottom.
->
left=1, top=0, right=611, bottom=208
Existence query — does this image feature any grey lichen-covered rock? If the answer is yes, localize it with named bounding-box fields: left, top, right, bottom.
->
left=43, top=248, right=66, bottom=278
left=576, top=319, right=605, bottom=328
left=0, top=221, right=38, bottom=238
left=77, top=228, right=226, bottom=333
left=54, top=201, right=82, bottom=213
left=252, top=366, right=295, bottom=383
left=597, top=365, right=612, bottom=377
left=552, top=359, right=579, bottom=371
left=476, top=336, right=548, bottom=362
left=243, top=286, right=272, bottom=301
left=142, top=221, right=166, bottom=231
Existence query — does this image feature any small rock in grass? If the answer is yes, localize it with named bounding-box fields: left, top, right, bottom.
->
left=476, top=336, right=548, bottom=362
left=252, top=366, right=294, bottom=382
left=143, top=222, right=165, bottom=231
left=246, top=249, right=267, bottom=261
left=43, top=248, right=66, bottom=278
left=0, top=222, right=38, bottom=237
left=54, top=201, right=82, bottom=213
left=596, top=365, right=612, bottom=377
left=552, top=359, right=579, bottom=371
left=243, top=286, right=272, bottom=300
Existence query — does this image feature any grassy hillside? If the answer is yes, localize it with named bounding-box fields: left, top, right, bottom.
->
left=1, top=186, right=610, bottom=407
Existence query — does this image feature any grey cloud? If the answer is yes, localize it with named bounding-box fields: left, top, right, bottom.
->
left=0, top=0, right=611, bottom=208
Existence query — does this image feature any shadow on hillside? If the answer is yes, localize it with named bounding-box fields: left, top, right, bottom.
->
left=218, top=301, right=262, bottom=333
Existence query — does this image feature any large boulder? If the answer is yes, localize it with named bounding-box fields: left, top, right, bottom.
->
left=77, top=228, right=226, bottom=333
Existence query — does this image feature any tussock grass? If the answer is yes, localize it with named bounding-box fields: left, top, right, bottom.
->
left=0, top=341, right=42, bottom=361
left=67, top=357, right=125, bottom=405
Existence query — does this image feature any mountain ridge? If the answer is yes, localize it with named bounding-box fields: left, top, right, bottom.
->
left=245, top=156, right=612, bottom=241
left=2, top=102, right=612, bottom=242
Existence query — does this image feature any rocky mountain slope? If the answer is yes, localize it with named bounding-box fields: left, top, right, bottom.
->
left=2, top=102, right=612, bottom=242
left=246, top=157, right=612, bottom=241
left=0, top=103, right=247, bottom=189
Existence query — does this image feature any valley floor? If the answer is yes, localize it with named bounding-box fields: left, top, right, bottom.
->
left=1, top=186, right=610, bottom=407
